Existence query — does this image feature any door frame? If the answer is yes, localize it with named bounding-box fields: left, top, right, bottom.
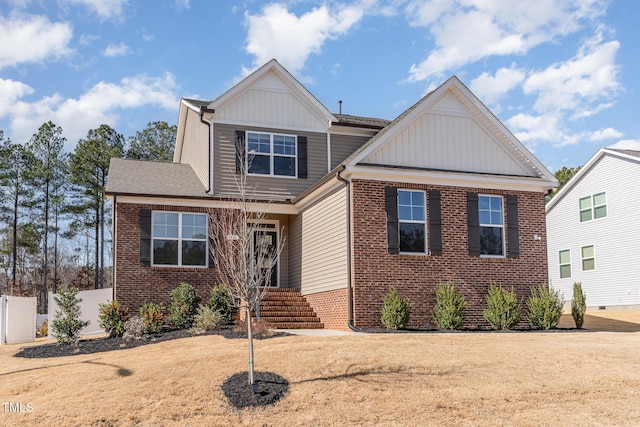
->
left=250, top=219, right=280, bottom=288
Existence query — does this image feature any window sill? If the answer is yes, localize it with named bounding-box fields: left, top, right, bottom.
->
left=150, top=265, right=208, bottom=271
left=247, top=173, right=298, bottom=180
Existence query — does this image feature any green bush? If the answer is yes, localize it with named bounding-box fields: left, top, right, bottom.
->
left=140, top=302, right=164, bottom=334
left=169, top=282, right=200, bottom=328
left=208, top=283, right=236, bottom=323
left=123, top=316, right=146, bottom=341
left=98, top=300, right=129, bottom=338
left=483, top=282, right=521, bottom=330
left=190, top=305, right=223, bottom=334
left=527, top=284, right=564, bottom=330
left=51, top=287, right=90, bottom=346
left=571, top=282, right=587, bottom=329
left=433, top=281, right=466, bottom=330
left=381, top=286, right=411, bottom=330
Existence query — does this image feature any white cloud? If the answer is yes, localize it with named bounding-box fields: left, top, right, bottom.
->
left=469, top=65, right=526, bottom=106
left=6, top=73, right=178, bottom=149
left=79, top=33, right=100, bottom=46
left=174, top=0, right=190, bottom=10
left=62, top=0, right=128, bottom=21
left=0, top=78, right=34, bottom=117
left=590, top=127, right=623, bottom=142
left=608, top=139, right=640, bottom=151
left=0, top=14, right=73, bottom=69
left=244, top=2, right=365, bottom=76
left=102, top=42, right=131, bottom=57
left=406, top=0, right=606, bottom=82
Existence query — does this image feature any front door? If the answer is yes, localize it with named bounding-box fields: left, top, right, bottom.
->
left=253, top=226, right=278, bottom=287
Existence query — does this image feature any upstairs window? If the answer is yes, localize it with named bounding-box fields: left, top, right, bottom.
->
left=478, top=195, right=504, bottom=257
left=559, top=249, right=571, bottom=278
left=398, top=190, right=426, bottom=253
left=579, top=192, right=606, bottom=222
left=581, top=245, right=595, bottom=271
left=246, top=132, right=296, bottom=177
left=152, top=212, right=207, bottom=267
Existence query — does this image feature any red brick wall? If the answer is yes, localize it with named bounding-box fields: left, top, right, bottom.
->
left=305, top=288, right=349, bottom=330
left=350, top=179, right=549, bottom=329
left=114, top=202, right=222, bottom=315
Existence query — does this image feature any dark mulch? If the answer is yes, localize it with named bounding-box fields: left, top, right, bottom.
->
left=14, top=327, right=290, bottom=359
left=221, top=371, right=289, bottom=409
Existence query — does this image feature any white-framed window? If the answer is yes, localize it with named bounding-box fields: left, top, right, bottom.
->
left=246, top=132, right=297, bottom=177
left=579, top=192, right=607, bottom=222
left=559, top=249, right=571, bottom=278
left=479, top=195, right=505, bottom=257
left=152, top=212, right=207, bottom=267
left=581, top=245, right=595, bottom=271
left=398, top=189, right=426, bottom=254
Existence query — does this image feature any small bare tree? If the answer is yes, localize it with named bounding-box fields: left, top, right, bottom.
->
left=209, top=166, right=285, bottom=390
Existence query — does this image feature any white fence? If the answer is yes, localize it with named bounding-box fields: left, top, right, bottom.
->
left=0, top=295, right=37, bottom=345
left=48, top=288, right=112, bottom=339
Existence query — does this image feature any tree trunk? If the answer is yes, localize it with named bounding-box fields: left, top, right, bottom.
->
left=11, top=185, right=18, bottom=293
left=53, top=202, right=58, bottom=293
left=42, top=179, right=49, bottom=313
left=247, top=305, right=255, bottom=389
left=99, top=184, right=105, bottom=289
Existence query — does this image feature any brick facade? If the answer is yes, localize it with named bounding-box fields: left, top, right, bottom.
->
left=114, top=202, right=222, bottom=314
left=350, top=179, right=549, bottom=329
left=304, top=288, right=349, bottom=330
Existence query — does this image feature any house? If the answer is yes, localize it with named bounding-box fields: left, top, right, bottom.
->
left=546, top=148, right=640, bottom=310
left=106, top=59, right=557, bottom=330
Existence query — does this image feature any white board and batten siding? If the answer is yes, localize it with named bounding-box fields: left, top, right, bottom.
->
left=289, top=187, right=348, bottom=295
left=547, top=153, right=640, bottom=307
left=362, top=93, right=530, bottom=176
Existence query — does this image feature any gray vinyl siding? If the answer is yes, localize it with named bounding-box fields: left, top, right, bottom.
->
left=290, top=187, right=348, bottom=295
left=213, top=123, right=328, bottom=199
left=330, top=134, right=370, bottom=169
left=547, top=153, right=640, bottom=307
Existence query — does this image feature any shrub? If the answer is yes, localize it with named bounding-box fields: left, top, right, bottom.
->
left=169, top=282, right=200, bottom=329
left=234, top=317, right=273, bottom=337
left=98, top=300, right=129, bottom=338
left=381, top=286, right=411, bottom=330
left=208, top=283, right=236, bottom=323
left=571, top=282, right=587, bottom=329
left=190, top=305, right=223, bottom=334
left=51, top=287, right=90, bottom=346
left=433, top=281, right=466, bottom=330
left=139, top=302, right=164, bottom=334
left=483, top=282, right=521, bottom=330
left=527, top=284, right=564, bottom=330
left=123, top=316, right=146, bottom=341
left=37, top=320, right=48, bottom=337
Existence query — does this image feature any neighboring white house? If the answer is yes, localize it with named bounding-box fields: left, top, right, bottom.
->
left=546, top=148, right=640, bottom=309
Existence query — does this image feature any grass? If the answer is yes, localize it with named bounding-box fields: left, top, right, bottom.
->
left=1, top=312, right=639, bottom=426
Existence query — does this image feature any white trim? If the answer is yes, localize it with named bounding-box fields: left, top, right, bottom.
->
left=478, top=194, right=506, bottom=259
left=250, top=219, right=280, bottom=288
left=558, top=248, right=572, bottom=279
left=213, top=118, right=327, bottom=134
left=397, top=189, right=427, bottom=255
left=151, top=211, right=208, bottom=268
left=327, top=131, right=331, bottom=173
left=246, top=131, right=298, bottom=179
left=580, top=244, right=596, bottom=272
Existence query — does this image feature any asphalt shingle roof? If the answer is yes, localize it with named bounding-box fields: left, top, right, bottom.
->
left=610, top=148, right=640, bottom=158
left=332, top=114, right=391, bottom=129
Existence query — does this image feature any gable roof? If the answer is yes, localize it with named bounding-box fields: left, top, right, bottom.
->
left=546, top=147, right=640, bottom=212
left=106, top=158, right=207, bottom=198
left=342, top=76, right=557, bottom=186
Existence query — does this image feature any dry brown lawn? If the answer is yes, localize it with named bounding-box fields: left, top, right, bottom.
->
left=1, top=312, right=639, bottom=426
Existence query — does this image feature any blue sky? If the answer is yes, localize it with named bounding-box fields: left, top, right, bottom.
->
left=1, top=0, right=639, bottom=171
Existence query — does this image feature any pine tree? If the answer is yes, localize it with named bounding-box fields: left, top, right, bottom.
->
left=126, top=121, right=176, bottom=162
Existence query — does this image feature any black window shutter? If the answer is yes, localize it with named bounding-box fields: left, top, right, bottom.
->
left=506, top=195, right=520, bottom=258
left=139, top=209, right=151, bottom=266
left=467, top=192, right=480, bottom=256
left=428, top=189, right=442, bottom=255
left=298, top=136, right=308, bottom=179
left=235, top=130, right=245, bottom=174
left=385, top=187, right=399, bottom=254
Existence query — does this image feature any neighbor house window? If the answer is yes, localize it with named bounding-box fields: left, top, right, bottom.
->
left=152, top=212, right=207, bottom=266
left=581, top=245, right=595, bottom=271
left=479, top=195, right=504, bottom=256
left=579, top=192, right=607, bottom=222
left=246, top=132, right=296, bottom=177
left=559, top=249, right=571, bottom=278
left=398, top=190, right=426, bottom=253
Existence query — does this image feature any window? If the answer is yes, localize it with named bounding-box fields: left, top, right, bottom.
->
left=579, top=192, right=607, bottom=222
left=246, top=132, right=296, bottom=177
left=478, top=195, right=504, bottom=256
left=581, top=245, right=595, bottom=271
left=398, top=190, right=426, bottom=253
left=152, top=212, right=207, bottom=266
left=559, top=249, right=571, bottom=278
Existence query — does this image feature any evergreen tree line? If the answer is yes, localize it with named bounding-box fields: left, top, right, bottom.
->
left=0, top=120, right=176, bottom=312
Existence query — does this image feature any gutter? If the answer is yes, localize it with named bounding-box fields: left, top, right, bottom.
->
left=111, top=194, right=117, bottom=302
left=199, top=106, right=215, bottom=194
left=335, top=166, right=360, bottom=332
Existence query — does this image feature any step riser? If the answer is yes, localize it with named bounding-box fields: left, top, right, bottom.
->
left=258, top=290, right=323, bottom=329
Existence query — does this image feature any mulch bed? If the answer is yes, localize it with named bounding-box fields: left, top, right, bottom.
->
left=222, top=371, right=289, bottom=409
left=14, top=327, right=290, bottom=359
